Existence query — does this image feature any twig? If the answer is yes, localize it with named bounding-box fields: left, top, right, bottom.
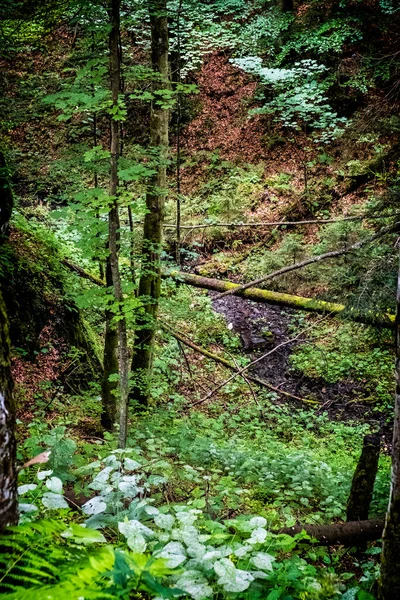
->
left=221, top=345, right=261, bottom=408
left=214, top=221, right=400, bottom=300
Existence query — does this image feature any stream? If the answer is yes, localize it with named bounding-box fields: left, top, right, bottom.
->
left=210, top=292, right=381, bottom=427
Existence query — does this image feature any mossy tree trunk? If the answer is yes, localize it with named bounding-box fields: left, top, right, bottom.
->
left=380, top=253, right=400, bottom=599
left=346, top=433, right=381, bottom=523
left=130, top=0, right=169, bottom=407
left=101, top=258, right=119, bottom=431
left=106, top=0, right=130, bottom=447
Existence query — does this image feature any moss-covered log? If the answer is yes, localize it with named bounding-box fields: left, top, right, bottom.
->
left=346, top=434, right=381, bottom=523
left=275, top=519, right=384, bottom=546
left=165, top=271, right=396, bottom=329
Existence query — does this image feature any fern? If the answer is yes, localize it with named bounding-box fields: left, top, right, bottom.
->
left=0, top=520, right=115, bottom=600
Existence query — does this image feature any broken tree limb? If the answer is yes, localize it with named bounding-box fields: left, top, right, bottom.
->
left=163, top=212, right=400, bottom=230
left=165, top=271, right=396, bottom=329
left=274, top=519, right=384, bottom=546
left=62, top=259, right=106, bottom=287
left=160, top=323, right=317, bottom=405
left=214, top=221, right=400, bottom=301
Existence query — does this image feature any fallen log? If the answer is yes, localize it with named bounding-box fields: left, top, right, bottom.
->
left=62, top=259, right=106, bottom=287
left=165, top=271, right=396, bottom=330
left=62, top=260, right=396, bottom=329
left=274, top=519, right=384, bottom=546
left=214, top=221, right=400, bottom=301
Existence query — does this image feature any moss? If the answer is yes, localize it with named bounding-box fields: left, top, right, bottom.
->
left=0, top=222, right=102, bottom=391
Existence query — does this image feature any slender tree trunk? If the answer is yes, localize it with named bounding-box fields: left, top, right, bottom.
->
left=130, top=0, right=169, bottom=407
left=93, top=111, right=105, bottom=281
left=346, top=434, right=381, bottom=522
left=0, top=150, right=18, bottom=530
left=101, top=258, right=119, bottom=431
left=175, top=0, right=183, bottom=265
left=127, top=206, right=136, bottom=285
left=380, top=252, right=400, bottom=599
left=107, top=0, right=130, bottom=447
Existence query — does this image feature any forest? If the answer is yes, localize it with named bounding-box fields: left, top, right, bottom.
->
left=0, top=0, right=400, bottom=598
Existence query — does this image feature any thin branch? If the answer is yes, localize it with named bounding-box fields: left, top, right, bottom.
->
left=62, top=258, right=106, bottom=287
left=190, top=314, right=331, bottom=407
left=214, top=221, right=400, bottom=301
left=160, top=323, right=318, bottom=406
left=163, top=213, right=400, bottom=231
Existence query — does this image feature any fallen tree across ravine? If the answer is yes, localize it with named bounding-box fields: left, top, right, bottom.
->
left=165, top=271, right=396, bottom=329
left=61, top=260, right=396, bottom=329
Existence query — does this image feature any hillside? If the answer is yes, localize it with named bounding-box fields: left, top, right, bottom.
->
left=1, top=1, right=400, bottom=599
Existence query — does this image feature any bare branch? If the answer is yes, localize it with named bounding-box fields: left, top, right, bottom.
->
left=214, top=221, right=400, bottom=301
left=163, top=213, right=400, bottom=231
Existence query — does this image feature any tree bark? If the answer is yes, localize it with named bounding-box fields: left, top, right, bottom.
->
left=165, top=271, right=396, bottom=329
left=0, top=290, right=17, bottom=531
left=130, top=0, right=169, bottom=407
left=380, top=252, right=400, bottom=599
left=101, top=258, right=119, bottom=431
left=346, top=434, right=381, bottom=523
left=107, top=0, right=130, bottom=447
left=0, top=150, right=17, bottom=531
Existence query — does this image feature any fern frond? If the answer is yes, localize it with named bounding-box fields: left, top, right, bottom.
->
left=0, top=520, right=116, bottom=600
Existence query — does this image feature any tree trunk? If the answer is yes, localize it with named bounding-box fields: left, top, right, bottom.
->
left=380, top=253, right=400, bottom=599
left=346, top=434, right=381, bottom=523
left=0, top=151, right=13, bottom=236
left=130, top=0, right=169, bottom=407
left=0, top=290, right=17, bottom=531
left=101, top=258, right=119, bottom=431
left=0, top=150, right=17, bottom=531
left=165, top=271, right=396, bottom=329
left=107, top=0, right=130, bottom=447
